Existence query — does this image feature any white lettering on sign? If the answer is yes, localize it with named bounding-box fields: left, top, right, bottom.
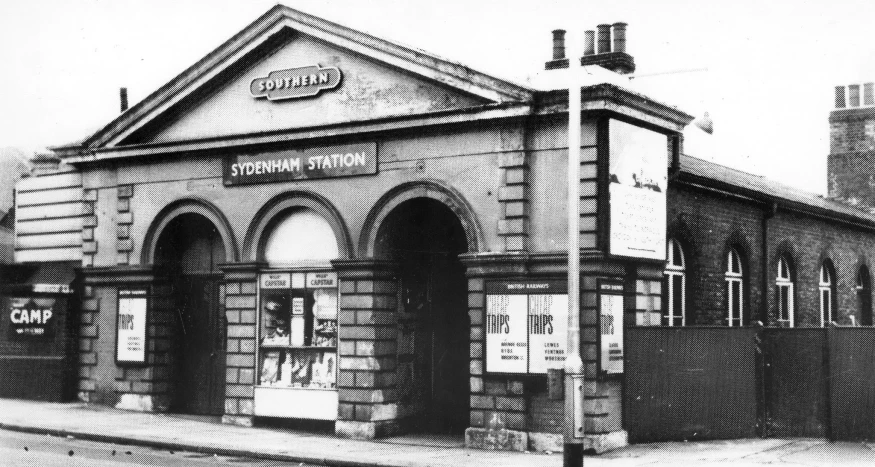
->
left=307, top=152, right=367, bottom=170
left=307, top=272, right=337, bottom=288
left=10, top=308, right=52, bottom=324
left=260, top=273, right=291, bottom=289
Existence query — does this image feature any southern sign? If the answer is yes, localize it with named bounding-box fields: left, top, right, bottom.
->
left=609, top=120, right=668, bottom=260
left=250, top=65, right=342, bottom=101
left=8, top=297, right=55, bottom=338
left=224, top=142, right=377, bottom=186
left=116, top=289, right=148, bottom=364
left=485, top=281, right=568, bottom=374
left=599, top=281, right=624, bottom=374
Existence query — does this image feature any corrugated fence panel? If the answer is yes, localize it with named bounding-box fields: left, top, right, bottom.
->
left=762, top=328, right=827, bottom=438
left=15, top=171, right=84, bottom=263
left=830, top=327, right=875, bottom=441
left=625, top=327, right=759, bottom=443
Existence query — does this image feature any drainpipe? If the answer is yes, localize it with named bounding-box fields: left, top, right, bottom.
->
left=564, top=29, right=585, bottom=467
left=761, top=202, right=777, bottom=324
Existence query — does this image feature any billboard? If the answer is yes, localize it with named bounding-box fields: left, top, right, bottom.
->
left=609, top=120, right=668, bottom=260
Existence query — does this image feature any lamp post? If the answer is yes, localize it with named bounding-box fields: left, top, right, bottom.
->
left=564, top=31, right=585, bottom=467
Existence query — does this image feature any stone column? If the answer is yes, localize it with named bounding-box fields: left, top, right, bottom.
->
left=220, top=262, right=261, bottom=427
left=331, top=259, right=400, bottom=439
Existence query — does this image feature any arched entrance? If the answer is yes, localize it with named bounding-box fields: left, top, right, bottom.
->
left=154, top=213, right=227, bottom=415
left=375, top=198, right=469, bottom=434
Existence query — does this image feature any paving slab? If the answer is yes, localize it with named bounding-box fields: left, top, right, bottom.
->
left=0, top=399, right=868, bottom=466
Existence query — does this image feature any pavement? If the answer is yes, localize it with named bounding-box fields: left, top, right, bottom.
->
left=1, top=399, right=874, bottom=466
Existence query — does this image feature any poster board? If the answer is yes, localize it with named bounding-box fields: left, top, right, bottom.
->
left=485, top=281, right=568, bottom=374
left=599, top=280, right=624, bottom=374
left=608, top=119, right=668, bottom=260
left=7, top=296, right=56, bottom=339
left=116, top=289, right=149, bottom=364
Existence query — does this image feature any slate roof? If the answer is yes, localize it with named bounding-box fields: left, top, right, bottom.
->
left=678, top=154, right=875, bottom=226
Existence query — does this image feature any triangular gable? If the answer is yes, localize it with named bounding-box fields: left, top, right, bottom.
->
left=63, top=5, right=533, bottom=153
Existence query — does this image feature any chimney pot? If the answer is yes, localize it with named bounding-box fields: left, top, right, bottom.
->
left=864, top=83, right=874, bottom=106
left=849, top=84, right=861, bottom=107
left=835, top=86, right=846, bottom=109
left=584, top=30, right=595, bottom=56
left=612, top=22, right=627, bottom=54
left=597, top=24, right=611, bottom=54
left=120, top=87, right=129, bottom=112
left=552, top=29, right=566, bottom=60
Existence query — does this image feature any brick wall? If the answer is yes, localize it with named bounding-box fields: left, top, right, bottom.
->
left=667, top=185, right=764, bottom=325
left=829, top=107, right=875, bottom=207
left=668, top=183, right=875, bottom=327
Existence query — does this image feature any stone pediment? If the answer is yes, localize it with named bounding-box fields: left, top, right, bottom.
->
left=60, top=5, right=533, bottom=157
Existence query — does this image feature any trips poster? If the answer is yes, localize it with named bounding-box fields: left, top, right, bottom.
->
left=485, top=281, right=568, bottom=374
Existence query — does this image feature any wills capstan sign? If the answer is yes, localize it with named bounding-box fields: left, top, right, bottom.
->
left=223, top=142, right=377, bottom=186
left=250, top=65, right=342, bottom=101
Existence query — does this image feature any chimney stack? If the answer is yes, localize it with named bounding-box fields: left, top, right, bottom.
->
left=849, top=84, right=861, bottom=107
left=580, top=22, right=635, bottom=74
left=546, top=23, right=635, bottom=74
left=552, top=29, right=566, bottom=60
left=612, top=23, right=627, bottom=54
left=597, top=24, right=611, bottom=54
left=584, top=30, right=595, bottom=56
left=120, top=87, right=129, bottom=112
left=544, top=29, right=570, bottom=70
left=30, top=153, right=61, bottom=176
left=835, top=86, right=847, bottom=108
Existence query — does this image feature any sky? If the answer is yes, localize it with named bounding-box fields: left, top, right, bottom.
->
left=2, top=0, right=874, bottom=194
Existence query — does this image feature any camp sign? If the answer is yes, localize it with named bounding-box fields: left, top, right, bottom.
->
left=8, top=297, right=56, bottom=338
left=224, top=142, right=377, bottom=186
left=485, top=281, right=568, bottom=374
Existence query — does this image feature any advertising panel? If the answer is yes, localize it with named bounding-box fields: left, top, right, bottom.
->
left=116, top=289, right=148, bottom=364
left=599, top=281, right=624, bottom=374
left=7, top=297, right=56, bottom=338
left=485, top=281, right=568, bottom=374
left=609, top=120, right=668, bottom=260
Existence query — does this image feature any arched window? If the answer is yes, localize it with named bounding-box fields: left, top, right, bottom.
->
left=664, top=239, right=686, bottom=326
left=263, top=208, right=339, bottom=266
left=775, top=256, right=794, bottom=327
left=726, top=248, right=744, bottom=327
left=819, top=261, right=836, bottom=327
left=858, top=266, right=871, bottom=326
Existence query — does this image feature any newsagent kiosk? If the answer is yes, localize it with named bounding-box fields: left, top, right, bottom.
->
left=19, top=6, right=692, bottom=451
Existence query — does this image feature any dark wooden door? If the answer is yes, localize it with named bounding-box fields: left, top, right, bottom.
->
left=428, top=255, right=469, bottom=434
left=175, top=276, right=226, bottom=415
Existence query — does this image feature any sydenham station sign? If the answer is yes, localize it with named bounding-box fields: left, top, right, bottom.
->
left=224, top=142, right=377, bottom=186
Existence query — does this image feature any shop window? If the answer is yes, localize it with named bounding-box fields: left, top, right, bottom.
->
left=725, top=248, right=744, bottom=327
left=858, top=266, right=872, bottom=326
left=255, top=207, right=340, bottom=420
left=819, top=261, right=836, bottom=327
left=775, top=256, right=794, bottom=327
left=663, top=239, right=686, bottom=326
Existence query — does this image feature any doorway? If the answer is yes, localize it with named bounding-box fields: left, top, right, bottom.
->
left=375, top=198, right=469, bottom=434
left=154, top=213, right=227, bottom=416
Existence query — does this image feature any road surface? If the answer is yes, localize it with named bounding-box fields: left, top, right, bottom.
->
left=0, top=429, right=321, bottom=466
